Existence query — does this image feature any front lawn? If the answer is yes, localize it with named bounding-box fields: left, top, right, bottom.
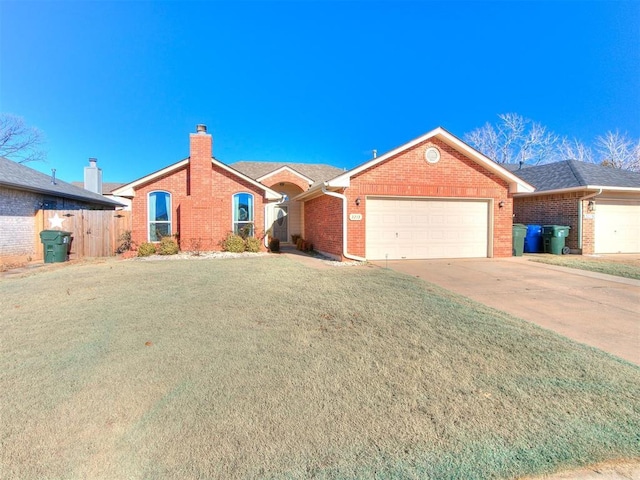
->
left=1, top=256, right=638, bottom=479
left=528, top=254, right=640, bottom=280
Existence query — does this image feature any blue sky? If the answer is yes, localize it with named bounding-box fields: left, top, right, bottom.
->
left=1, top=0, right=639, bottom=183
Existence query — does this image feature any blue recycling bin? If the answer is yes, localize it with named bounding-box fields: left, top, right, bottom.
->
left=524, top=224, right=543, bottom=253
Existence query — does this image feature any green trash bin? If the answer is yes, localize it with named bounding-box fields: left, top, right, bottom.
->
left=542, top=225, right=570, bottom=255
left=39, top=230, right=72, bottom=263
left=512, top=223, right=527, bottom=256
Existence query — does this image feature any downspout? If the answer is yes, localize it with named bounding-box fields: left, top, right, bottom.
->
left=577, top=189, right=602, bottom=250
left=321, top=183, right=367, bottom=262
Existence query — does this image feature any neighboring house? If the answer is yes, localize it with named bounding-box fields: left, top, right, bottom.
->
left=72, top=158, right=131, bottom=210
left=0, top=156, right=123, bottom=265
left=297, top=127, right=533, bottom=260
left=510, top=160, right=640, bottom=254
left=114, top=125, right=532, bottom=260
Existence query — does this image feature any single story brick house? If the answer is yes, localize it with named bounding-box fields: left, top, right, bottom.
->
left=510, top=160, right=640, bottom=254
left=0, top=156, right=123, bottom=266
left=112, top=125, right=343, bottom=251
left=114, top=125, right=533, bottom=260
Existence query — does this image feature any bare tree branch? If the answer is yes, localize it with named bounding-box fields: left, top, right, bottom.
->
left=556, top=137, right=594, bottom=163
left=595, top=131, right=639, bottom=171
left=0, top=113, right=47, bottom=163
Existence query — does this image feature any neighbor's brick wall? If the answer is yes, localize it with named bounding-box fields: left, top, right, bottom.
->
left=513, top=192, right=589, bottom=253
left=304, top=193, right=343, bottom=257
left=327, top=138, right=513, bottom=258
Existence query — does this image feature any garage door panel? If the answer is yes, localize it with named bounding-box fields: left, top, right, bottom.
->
left=366, top=198, right=489, bottom=260
left=595, top=200, right=640, bottom=253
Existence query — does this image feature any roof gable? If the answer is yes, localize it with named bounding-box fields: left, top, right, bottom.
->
left=231, top=161, right=344, bottom=185
left=510, top=160, right=640, bottom=192
left=319, top=127, right=534, bottom=194
left=112, top=157, right=282, bottom=200
left=0, top=156, right=123, bottom=207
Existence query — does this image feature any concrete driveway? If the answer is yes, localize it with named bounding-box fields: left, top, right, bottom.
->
left=373, top=257, right=640, bottom=365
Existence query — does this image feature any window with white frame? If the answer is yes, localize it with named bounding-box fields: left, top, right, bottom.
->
left=233, top=192, right=254, bottom=237
left=148, top=191, right=171, bottom=241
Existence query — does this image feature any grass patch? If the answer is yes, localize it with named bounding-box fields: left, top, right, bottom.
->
left=1, top=257, right=639, bottom=479
left=529, top=255, right=640, bottom=280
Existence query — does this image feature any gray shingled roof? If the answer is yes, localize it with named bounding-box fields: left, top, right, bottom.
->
left=509, top=160, right=640, bottom=192
left=0, top=156, right=123, bottom=207
left=231, top=161, right=345, bottom=185
left=71, top=181, right=126, bottom=194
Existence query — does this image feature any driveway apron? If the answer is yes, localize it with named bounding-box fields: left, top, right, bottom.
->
left=373, top=257, right=640, bottom=365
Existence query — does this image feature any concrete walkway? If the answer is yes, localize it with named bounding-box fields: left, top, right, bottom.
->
left=372, top=257, right=640, bottom=365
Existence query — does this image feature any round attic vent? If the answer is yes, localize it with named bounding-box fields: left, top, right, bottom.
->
left=425, top=146, right=441, bottom=164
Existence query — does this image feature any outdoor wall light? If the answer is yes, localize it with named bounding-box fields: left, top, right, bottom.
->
left=355, top=197, right=361, bottom=206
left=499, top=201, right=505, bottom=208
left=588, top=200, right=596, bottom=212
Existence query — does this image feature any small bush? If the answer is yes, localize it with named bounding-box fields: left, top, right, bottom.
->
left=186, top=238, right=203, bottom=256
left=222, top=233, right=246, bottom=253
left=245, top=237, right=261, bottom=253
left=158, top=237, right=179, bottom=255
left=115, top=230, right=133, bottom=254
left=137, top=242, right=157, bottom=257
left=268, top=238, right=280, bottom=253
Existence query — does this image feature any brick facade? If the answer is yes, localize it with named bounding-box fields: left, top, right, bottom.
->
left=513, top=191, right=592, bottom=253
left=304, top=138, right=514, bottom=259
left=129, top=130, right=271, bottom=251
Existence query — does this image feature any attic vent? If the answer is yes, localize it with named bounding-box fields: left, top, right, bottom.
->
left=425, top=146, right=441, bottom=164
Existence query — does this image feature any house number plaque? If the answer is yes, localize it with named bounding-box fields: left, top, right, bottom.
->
left=349, top=214, right=363, bottom=221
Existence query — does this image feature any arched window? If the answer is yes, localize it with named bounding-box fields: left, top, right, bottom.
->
left=148, top=191, right=171, bottom=241
left=233, top=193, right=254, bottom=237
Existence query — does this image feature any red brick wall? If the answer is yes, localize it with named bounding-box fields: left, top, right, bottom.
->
left=130, top=131, right=269, bottom=251
left=260, top=170, right=310, bottom=192
left=304, top=138, right=513, bottom=259
left=304, top=193, right=343, bottom=257
left=514, top=191, right=592, bottom=253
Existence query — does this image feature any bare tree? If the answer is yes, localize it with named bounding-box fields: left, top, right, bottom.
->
left=0, top=113, right=46, bottom=163
left=465, top=113, right=558, bottom=165
left=556, top=137, right=594, bottom=163
left=595, top=130, right=640, bottom=171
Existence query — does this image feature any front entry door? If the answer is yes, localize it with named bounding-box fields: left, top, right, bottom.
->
left=273, top=206, right=288, bottom=243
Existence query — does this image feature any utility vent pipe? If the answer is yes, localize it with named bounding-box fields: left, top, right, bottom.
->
left=51, top=169, right=57, bottom=185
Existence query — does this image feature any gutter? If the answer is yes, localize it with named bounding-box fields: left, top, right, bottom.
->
left=577, top=189, right=602, bottom=250
left=321, top=183, right=367, bottom=262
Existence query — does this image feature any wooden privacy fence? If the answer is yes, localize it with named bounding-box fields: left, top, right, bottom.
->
left=35, top=209, right=132, bottom=260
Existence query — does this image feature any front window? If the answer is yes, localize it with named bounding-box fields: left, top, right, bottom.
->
left=233, top=193, right=254, bottom=237
left=148, top=191, right=171, bottom=241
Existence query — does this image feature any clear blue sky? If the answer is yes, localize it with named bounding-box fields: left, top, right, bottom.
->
left=1, top=0, right=639, bottom=183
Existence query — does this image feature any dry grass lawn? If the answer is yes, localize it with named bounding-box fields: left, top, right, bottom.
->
left=1, top=256, right=639, bottom=479
left=528, top=254, right=640, bottom=280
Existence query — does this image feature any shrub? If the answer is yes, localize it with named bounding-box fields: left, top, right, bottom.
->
left=137, top=242, right=157, bottom=257
left=268, top=238, right=280, bottom=253
left=245, top=237, right=261, bottom=253
left=222, top=233, right=246, bottom=253
left=115, top=230, right=133, bottom=254
left=158, top=237, right=179, bottom=255
left=186, top=238, right=203, bottom=256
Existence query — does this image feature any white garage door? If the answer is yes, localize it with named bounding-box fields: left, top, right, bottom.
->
left=366, top=198, right=490, bottom=260
left=594, top=199, right=640, bottom=253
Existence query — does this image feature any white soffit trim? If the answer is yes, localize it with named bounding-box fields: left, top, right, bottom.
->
left=256, top=166, right=315, bottom=186
left=325, top=127, right=535, bottom=194
left=111, top=159, right=190, bottom=197
left=514, top=186, right=640, bottom=197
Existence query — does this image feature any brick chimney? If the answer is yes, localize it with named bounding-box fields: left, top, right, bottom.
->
left=189, top=124, right=213, bottom=197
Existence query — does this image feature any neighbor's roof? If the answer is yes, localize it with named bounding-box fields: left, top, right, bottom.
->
left=231, top=161, right=345, bottom=186
left=0, top=156, right=124, bottom=207
left=71, top=181, right=126, bottom=194
left=509, top=160, right=640, bottom=193
left=296, top=126, right=534, bottom=201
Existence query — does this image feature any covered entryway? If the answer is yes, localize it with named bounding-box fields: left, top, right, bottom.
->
left=366, top=197, right=490, bottom=260
left=594, top=199, right=640, bottom=253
